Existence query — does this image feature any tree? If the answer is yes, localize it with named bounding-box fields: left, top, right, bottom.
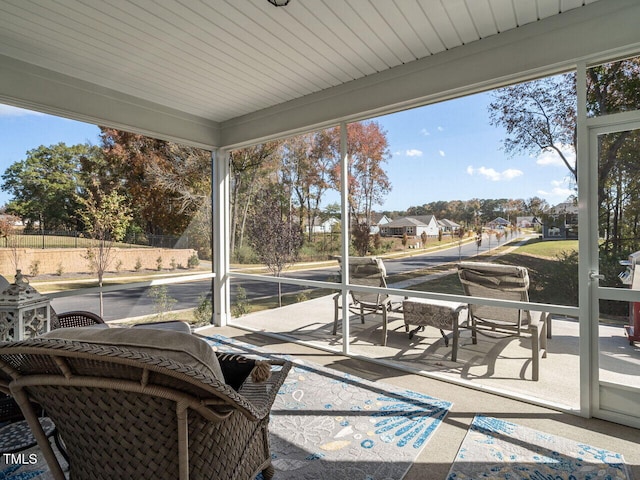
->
left=489, top=60, right=640, bottom=258
left=97, top=128, right=208, bottom=238
left=143, top=143, right=213, bottom=258
left=280, top=131, right=335, bottom=242
left=247, top=189, right=302, bottom=307
left=1, top=143, right=98, bottom=230
left=421, top=231, right=428, bottom=247
left=488, top=74, right=577, bottom=182
left=230, top=142, right=282, bottom=256
left=77, top=185, right=132, bottom=317
left=587, top=58, right=640, bottom=256
left=328, top=121, right=392, bottom=255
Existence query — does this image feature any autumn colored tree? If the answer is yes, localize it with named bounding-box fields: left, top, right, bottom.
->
left=280, top=130, right=335, bottom=242
left=144, top=142, right=213, bottom=258
left=328, top=121, right=391, bottom=255
left=96, top=128, right=210, bottom=239
left=524, top=196, right=549, bottom=218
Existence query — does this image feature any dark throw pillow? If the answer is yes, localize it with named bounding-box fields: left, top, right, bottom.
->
left=215, top=353, right=271, bottom=391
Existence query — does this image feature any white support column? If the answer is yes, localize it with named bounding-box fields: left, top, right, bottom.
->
left=576, top=61, right=594, bottom=418
left=212, top=148, right=231, bottom=326
left=340, top=122, right=350, bottom=355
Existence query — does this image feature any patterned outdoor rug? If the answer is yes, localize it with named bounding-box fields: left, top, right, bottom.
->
left=207, top=334, right=452, bottom=480
left=0, top=334, right=451, bottom=480
left=447, top=415, right=632, bottom=480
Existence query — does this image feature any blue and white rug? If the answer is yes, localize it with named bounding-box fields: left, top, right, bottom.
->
left=206, top=334, right=452, bottom=480
left=447, top=415, right=632, bottom=480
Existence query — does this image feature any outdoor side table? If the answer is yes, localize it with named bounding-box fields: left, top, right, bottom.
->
left=403, top=299, right=466, bottom=360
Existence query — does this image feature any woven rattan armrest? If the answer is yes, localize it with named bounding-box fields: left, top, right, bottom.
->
left=238, top=358, right=291, bottom=418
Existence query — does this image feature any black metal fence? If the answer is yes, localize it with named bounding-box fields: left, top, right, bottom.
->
left=1, top=231, right=197, bottom=250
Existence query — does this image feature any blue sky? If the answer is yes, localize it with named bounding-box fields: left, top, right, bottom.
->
left=0, top=91, right=575, bottom=211
left=376, top=91, right=575, bottom=211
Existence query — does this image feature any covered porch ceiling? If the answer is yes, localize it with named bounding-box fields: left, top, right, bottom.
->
left=1, top=0, right=639, bottom=150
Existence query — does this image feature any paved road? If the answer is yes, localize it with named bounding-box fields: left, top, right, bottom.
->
left=52, top=234, right=506, bottom=322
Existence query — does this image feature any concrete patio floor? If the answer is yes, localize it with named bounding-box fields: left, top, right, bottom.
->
left=229, top=294, right=640, bottom=411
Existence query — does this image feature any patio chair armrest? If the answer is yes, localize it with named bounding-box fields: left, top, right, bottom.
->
left=528, top=310, right=550, bottom=344
left=238, top=359, right=292, bottom=418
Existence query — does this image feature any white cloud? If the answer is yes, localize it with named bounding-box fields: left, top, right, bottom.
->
left=421, top=128, right=430, bottom=136
left=467, top=165, right=523, bottom=181
left=538, top=178, right=576, bottom=198
left=437, top=126, right=444, bottom=132
left=538, top=187, right=575, bottom=197
left=438, top=150, right=445, bottom=157
left=405, top=149, right=423, bottom=157
left=0, top=105, right=44, bottom=117
left=536, top=144, right=576, bottom=169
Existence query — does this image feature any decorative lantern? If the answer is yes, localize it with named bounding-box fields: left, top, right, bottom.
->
left=0, top=270, right=51, bottom=341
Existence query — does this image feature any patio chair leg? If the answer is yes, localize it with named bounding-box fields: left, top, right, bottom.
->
left=531, top=324, right=540, bottom=381
left=471, top=314, right=478, bottom=345
left=541, top=314, right=548, bottom=358
left=381, top=308, right=388, bottom=346
left=439, top=329, right=449, bottom=347
left=546, top=312, right=553, bottom=339
left=332, top=294, right=339, bottom=335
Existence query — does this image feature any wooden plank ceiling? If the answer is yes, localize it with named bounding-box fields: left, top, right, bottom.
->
left=0, top=0, right=600, bottom=124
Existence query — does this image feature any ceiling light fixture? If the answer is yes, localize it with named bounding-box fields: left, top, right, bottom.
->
left=267, top=0, right=290, bottom=6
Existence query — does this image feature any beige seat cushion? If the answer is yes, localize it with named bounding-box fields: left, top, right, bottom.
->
left=41, top=326, right=224, bottom=383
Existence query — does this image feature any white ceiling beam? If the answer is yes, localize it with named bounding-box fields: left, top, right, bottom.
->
left=0, top=54, right=220, bottom=150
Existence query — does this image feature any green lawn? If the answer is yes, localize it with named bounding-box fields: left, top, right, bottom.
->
left=515, top=238, right=578, bottom=258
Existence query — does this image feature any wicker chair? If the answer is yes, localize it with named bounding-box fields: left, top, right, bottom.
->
left=0, top=328, right=291, bottom=480
left=50, top=310, right=106, bottom=329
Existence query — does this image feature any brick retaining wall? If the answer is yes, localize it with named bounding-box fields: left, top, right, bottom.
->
left=0, top=247, right=198, bottom=278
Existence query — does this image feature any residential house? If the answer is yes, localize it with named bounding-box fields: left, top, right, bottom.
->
left=380, top=215, right=439, bottom=238
left=486, top=217, right=511, bottom=230
left=305, top=216, right=340, bottom=234
left=369, top=212, right=391, bottom=235
left=438, top=218, right=461, bottom=234
left=542, top=202, right=579, bottom=239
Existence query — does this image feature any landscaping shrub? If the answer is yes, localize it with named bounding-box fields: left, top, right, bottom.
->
left=233, top=245, right=258, bottom=264
left=231, top=286, right=250, bottom=317
left=187, top=254, right=200, bottom=269
left=193, top=293, right=212, bottom=325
